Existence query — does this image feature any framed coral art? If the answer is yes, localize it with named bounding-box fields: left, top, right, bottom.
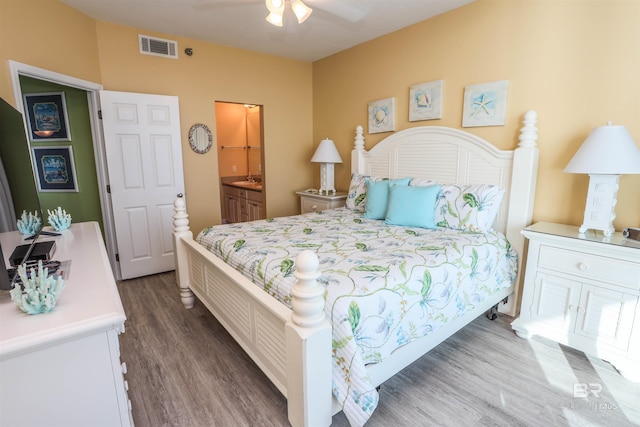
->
left=23, top=92, right=71, bottom=141
left=368, top=97, right=395, bottom=134
left=409, top=80, right=443, bottom=121
left=462, top=80, right=509, bottom=127
left=32, top=146, right=78, bottom=192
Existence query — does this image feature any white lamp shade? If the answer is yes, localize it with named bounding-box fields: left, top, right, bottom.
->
left=310, top=138, right=343, bottom=163
left=564, top=122, right=640, bottom=174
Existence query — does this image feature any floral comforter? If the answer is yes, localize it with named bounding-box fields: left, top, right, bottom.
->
left=196, top=208, right=517, bottom=426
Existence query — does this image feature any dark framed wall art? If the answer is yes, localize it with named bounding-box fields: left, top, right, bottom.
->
left=32, top=146, right=78, bottom=192
left=23, top=92, right=71, bottom=141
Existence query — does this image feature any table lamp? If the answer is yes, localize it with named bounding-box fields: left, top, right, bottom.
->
left=564, top=121, right=640, bottom=236
left=310, top=138, right=343, bottom=195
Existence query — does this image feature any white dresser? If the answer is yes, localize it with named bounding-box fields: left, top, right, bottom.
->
left=512, top=222, right=640, bottom=382
left=0, top=222, right=133, bottom=426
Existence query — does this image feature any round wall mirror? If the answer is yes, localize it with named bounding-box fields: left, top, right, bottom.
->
left=188, top=123, right=213, bottom=154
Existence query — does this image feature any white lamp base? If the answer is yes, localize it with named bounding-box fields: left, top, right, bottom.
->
left=318, top=163, right=336, bottom=195
left=579, top=174, right=619, bottom=237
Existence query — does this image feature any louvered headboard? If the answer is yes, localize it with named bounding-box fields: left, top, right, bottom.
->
left=350, top=111, right=539, bottom=315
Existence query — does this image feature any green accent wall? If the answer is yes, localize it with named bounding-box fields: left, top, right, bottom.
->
left=19, top=76, right=103, bottom=230
left=0, top=97, right=40, bottom=221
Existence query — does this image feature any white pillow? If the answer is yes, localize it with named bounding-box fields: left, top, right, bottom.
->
left=409, top=177, right=437, bottom=187
left=434, top=184, right=505, bottom=232
left=346, top=173, right=383, bottom=212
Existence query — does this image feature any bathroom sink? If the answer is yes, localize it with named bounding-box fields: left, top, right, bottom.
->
left=229, top=180, right=262, bottom=190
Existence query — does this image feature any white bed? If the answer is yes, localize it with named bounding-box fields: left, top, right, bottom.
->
left=172, top=111, right=539, bottom=426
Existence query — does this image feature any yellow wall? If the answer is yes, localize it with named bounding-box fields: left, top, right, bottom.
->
left=313, top=0, right=640, bottom=230
left=94, top=22, right=313, bottom=233
left=0, top=0, right=102, bottom=99
left=1, top=1, right=313, bottom=235
left=2, top=0, right=638, bottom=233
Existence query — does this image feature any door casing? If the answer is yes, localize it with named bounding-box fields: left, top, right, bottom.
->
left=9, top=61, right=120, bottom=278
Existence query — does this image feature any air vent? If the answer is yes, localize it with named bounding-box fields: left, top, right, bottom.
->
left=139, top=35, right=178, bottom=59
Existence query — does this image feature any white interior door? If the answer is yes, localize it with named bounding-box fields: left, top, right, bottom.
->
left=100, top=90, right=184, bottom=280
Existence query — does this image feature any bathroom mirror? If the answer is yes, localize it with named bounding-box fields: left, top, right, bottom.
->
left=188, top=123, right=213, bottom=154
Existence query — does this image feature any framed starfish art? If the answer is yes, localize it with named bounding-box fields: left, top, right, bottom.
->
left=462, top=80, right=509, bottom=127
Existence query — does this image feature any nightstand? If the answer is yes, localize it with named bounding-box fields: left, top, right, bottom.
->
left=296, top=191, right=347, bottom=214
left=512, top=222, right=640, bottom=382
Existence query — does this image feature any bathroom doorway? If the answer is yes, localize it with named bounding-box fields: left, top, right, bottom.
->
left=215, top=101, right=265, bottom=223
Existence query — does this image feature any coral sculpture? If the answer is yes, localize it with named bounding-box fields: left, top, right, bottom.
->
left=16, top=210, right=42, bottom=236
left=10, top=261, right=65, bottom=314
left=47, top=207, right=72, bottom=231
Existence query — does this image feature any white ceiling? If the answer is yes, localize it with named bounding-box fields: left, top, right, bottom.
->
left=59, top=0, right=474, bottom=62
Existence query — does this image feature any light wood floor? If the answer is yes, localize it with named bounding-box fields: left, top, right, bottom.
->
left=117, top=272, right=640, bottom=427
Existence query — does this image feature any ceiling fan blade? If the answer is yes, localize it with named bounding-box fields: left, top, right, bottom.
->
left=307, top=0, right=369, bottom=22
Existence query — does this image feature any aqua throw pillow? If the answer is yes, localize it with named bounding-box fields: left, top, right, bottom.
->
left=385, top=184, right=442, bottom=229
left=363, top=178, right=410, bottom=219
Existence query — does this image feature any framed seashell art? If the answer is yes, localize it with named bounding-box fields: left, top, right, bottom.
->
left=367, top=97, right=395, bottom=134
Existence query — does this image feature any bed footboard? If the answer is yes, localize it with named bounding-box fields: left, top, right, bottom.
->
left=172, top=196, right=332, bottom=427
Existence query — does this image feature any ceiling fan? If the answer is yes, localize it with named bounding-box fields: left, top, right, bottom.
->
left=266, top=0, right=311, bottom=27
left=194, top=0, right=370, bottom=25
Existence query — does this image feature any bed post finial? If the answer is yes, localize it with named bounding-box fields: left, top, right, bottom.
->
left=354, top=125, right=365, bottom=151
left=518, top=110, right=538, bottom=148
left=286, top=250, right=332, bottom=427
left=503, top=110, right=539, bottom=316
left=173, top=194, right=195, bottom=309
left=173, top=193, right=190, bottom=232
left=291, top=250, right=325, bottom=327
left=352, top=125, right=366, bottom=174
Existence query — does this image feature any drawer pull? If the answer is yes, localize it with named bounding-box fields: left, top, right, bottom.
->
left=121, top=362, right=127, bottom=374
left=312, top=205, right=318, bottom=210
left=578, top=262, right=589, bottom=271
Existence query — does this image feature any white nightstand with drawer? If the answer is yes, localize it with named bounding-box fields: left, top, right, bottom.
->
left=511, top=222, right=640, bottom=382
left=296, top=191, right=347, bottom=214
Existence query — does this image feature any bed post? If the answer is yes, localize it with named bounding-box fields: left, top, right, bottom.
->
left=285, top=250, right=332, bottom=427
left=503, top=111, right=539, bottom=316
left=351, top=125, right=366, bottom=174
left=173, top=194, right=196, bottom=309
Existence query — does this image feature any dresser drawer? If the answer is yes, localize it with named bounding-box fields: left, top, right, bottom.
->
left=301, top=197, right=331, bottom=213
left=538, top=245, right=640, bottom=290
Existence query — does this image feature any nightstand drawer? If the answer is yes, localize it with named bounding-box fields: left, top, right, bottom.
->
left=301, top=198, right=331, bottom=213
left=296, top=191, right=347, bottom=214
left=538, top=245, right=640, bottom=290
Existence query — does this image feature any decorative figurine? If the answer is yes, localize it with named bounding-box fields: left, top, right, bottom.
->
left=16, top=210, right=41, bottom=236
left=10, top=260, right=65, bottom=315
left=47, top=207, right=72, bottom=231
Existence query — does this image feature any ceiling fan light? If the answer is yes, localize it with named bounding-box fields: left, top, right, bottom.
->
left=266, top=11, right=284, bottom=27
left=265, top=0, right=284, bottom=14
left=291, top=0, right=312, bottom=24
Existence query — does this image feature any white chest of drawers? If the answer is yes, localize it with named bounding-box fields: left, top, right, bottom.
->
left=511, top=222, right=640, bottom=382
left=0, top=222, right=133, bottom=426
